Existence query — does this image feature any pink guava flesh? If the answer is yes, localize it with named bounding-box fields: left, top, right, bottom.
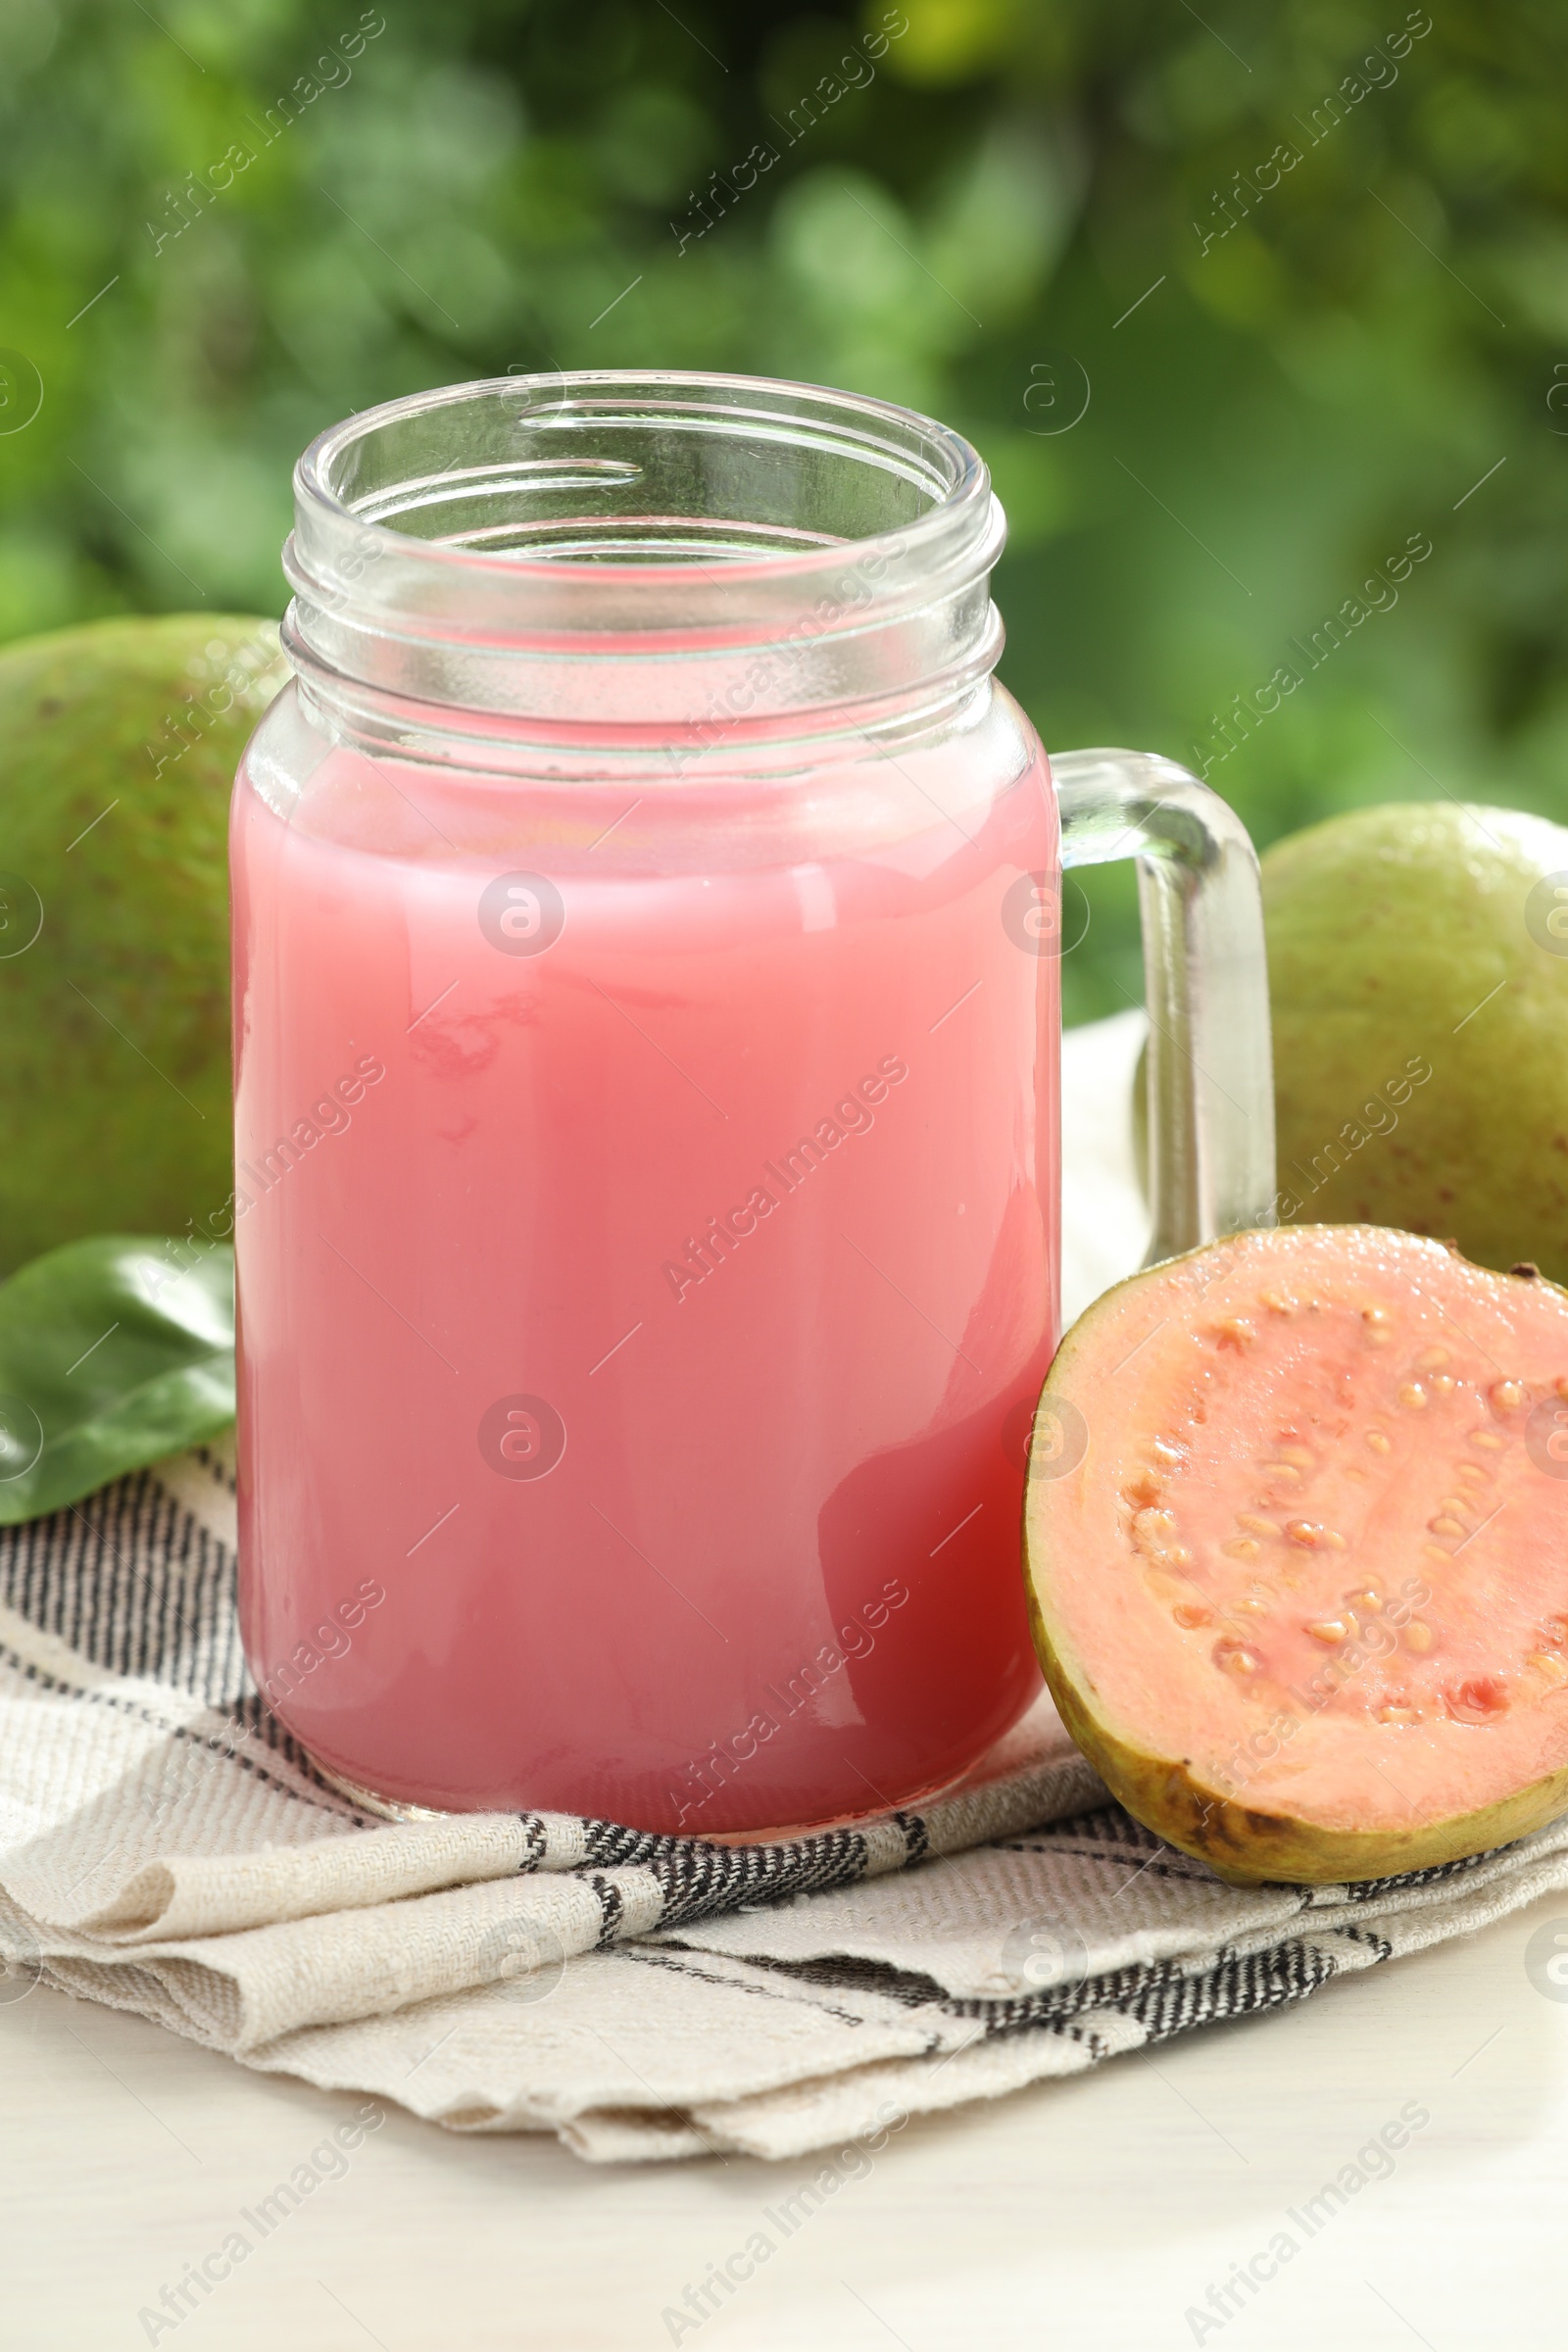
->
left=1025, top=1226, right=1568, bottom=1880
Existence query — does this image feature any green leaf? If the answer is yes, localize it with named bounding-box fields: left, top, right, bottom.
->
left=0, top=1237, right=235, bottom=1525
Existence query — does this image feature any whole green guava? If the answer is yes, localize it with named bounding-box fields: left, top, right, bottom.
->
left=1133, top=801, right=1568, bottom=1283
left=0, top=614, right=283, bottom=1272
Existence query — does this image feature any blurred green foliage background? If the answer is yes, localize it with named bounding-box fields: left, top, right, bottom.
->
left=1, top=0, right=1565, bottom=1019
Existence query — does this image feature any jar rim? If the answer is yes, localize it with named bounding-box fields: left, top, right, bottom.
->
left=293, top=368, right=993, bottom=594
left=283, top=370, right=1005, bottom=731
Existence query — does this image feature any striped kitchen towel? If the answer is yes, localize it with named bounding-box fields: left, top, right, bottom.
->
left=4, top=1434, right=1568, bottom=2164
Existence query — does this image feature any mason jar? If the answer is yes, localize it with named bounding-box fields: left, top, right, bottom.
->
left=230, top=371, right=1271, bottom=1834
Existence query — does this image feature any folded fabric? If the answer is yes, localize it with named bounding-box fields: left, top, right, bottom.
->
left=7, top=1014, right=1561, bottom=2162
left=4, top=1435, right=1568, bottom=2164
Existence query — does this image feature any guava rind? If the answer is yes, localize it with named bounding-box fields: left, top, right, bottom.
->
left=1023, top=1226, right=1568, bottom=1886
left=0, top=615, right=282, bottom=1271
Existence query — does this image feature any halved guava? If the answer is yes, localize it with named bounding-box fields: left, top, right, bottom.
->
left=1024, top=1225, right=1568, bottom=1885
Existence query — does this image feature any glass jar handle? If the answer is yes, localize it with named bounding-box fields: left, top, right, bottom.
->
left=1053, top=747, right=1275, bottom=1266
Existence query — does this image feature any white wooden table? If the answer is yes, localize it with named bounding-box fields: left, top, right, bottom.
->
left=5, top=1902, right=1564, bottom=2351
left=5, top=1014, right=1562, bottom=2349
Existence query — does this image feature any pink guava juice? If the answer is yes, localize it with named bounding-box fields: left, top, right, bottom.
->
left=232, top=682, right=1059, bottom=1832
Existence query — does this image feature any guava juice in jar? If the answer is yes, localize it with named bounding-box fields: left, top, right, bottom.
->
left=230, top=373, right=1271, bottom=1834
